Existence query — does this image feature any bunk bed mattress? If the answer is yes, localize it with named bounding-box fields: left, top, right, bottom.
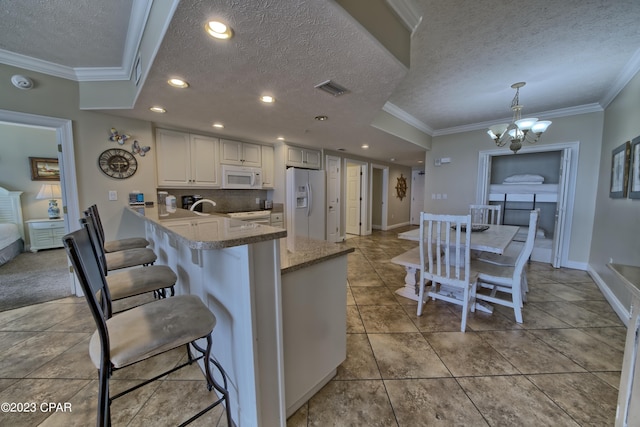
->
left=0, top=223, right=22, bottom=266
left=489, top=183, right=558, bottom=202
left=489, top=183, right=558, bottom=194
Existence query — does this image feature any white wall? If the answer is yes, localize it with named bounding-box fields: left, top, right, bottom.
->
left=425, top=111, right=604, bottom=265
left=590, top=70, right=640, bottom=313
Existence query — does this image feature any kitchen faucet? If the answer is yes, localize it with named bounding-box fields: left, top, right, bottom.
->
left=189, top=199, right=216, bottom=216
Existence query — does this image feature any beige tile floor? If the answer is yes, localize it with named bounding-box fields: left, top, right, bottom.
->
left=0, top=227, right=625, bottom=426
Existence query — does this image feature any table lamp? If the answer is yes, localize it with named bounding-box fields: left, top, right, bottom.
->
left=36, top=183, right=62, bottom=219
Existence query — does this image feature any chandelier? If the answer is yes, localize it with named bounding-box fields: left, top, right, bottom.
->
left=487, top=82, right=552, bottom=153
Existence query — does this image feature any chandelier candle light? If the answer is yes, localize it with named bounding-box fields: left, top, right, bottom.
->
left=36, top=183, right=62, bottom=219
left=487, top=82, right=552, bottom=154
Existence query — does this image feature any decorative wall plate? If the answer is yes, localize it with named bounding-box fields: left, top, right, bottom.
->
left=396, top=174, right=408, bottom=200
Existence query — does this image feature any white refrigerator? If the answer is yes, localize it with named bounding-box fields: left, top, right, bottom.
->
left=286, top=168, right=326, bottom=240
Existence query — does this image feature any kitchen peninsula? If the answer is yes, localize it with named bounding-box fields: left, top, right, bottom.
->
left=126, top=206, right=353, bottom=426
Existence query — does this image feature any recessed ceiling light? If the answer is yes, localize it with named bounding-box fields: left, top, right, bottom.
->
left=167, top=78, right=189, bottom=88
left=277, top=136, right=285, bottom=141
left=417, top=160, right=424, bottom=163
left=260, top=95, right=275, bottom=103
left=361, top=144, right=369, bottom=149
left=206, top=21, right=234, bottom=39
left=390, top=158, right=396, bottom=162
left=150, top=106, right=166, bottom=113
left=212, top=123, right=224, bottom=128
left=315, top=115, right=328, bottom=121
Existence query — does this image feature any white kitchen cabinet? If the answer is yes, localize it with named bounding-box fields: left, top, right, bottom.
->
left=220, top=139, right=261, bottom=167
left=262, top=145, right=275, bottom=188
left=156, top=129, right=220, bottom=188
left=286, top=145, right=321, bottom=169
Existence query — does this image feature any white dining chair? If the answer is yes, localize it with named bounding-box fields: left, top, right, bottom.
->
left=476, top=208, right=540, bottom=297
left=417, top=213, right=477, bottom=332
left=469, top=204, right=502, bottom=225
left=470, top=210, right=539, bottom=323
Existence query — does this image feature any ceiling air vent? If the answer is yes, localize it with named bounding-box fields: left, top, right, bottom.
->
left=315, top=80, right=349, bottom=97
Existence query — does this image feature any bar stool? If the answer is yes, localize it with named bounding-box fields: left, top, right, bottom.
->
left=86, top=204, right=149, bottom=252
left=63, top=226, right=232, bottom=427
left=81, top=218, right=176, bottom=312
left=84, top=208, right=157, bottom=271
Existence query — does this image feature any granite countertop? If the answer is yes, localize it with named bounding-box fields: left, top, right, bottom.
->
left=127, top=206, right=286, bottom=249
left=280, top=236, right=354, bottom=274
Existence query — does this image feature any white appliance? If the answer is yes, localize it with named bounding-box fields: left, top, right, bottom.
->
left=286, top=167, right=326, bottom=240
left=221, top=165, right=262, bottom=189
left=227, top=210, right=271, bottom=225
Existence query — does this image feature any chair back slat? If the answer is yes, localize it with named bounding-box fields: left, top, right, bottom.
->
left=469, top=204, right=502, bottom=225
left=513, top=210, right=539, bottom=277
left=420, top=213, right=472, bottom=287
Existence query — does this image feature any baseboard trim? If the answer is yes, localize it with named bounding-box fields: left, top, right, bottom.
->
left=588, top=264, right=630, bottom=326
left=563, top=260, right=588, bottom=270
left=386, top=221, right=411, bottom=230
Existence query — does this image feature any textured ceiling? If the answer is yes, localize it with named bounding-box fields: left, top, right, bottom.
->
left=2, top=0, right=640, bottom=166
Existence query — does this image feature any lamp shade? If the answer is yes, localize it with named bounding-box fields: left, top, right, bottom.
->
left=36, top=183, right=62, bottom=200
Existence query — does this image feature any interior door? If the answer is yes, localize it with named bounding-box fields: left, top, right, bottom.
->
left=552, top=148, right=571, bottom=268
left=346, top=163, right=361, bottom=235
left=410, top=169, right=425, bottom=225
left=326, top=156, right=341, bottom=242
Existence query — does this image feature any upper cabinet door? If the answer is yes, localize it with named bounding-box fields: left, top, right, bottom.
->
left=261, top=145, right=274, bottom=188
left=286, top=145, right=321, bottom=169
left=190, top=134, right=220, bottom=187
left=156, top=129, right=191, bottom=187
left=220, top=139, right=261, bottom=167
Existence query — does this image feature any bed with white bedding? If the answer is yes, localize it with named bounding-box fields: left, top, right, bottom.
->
left=488, top=175, right=556, bottom=263
left=0, top=187, right=24, bottom=266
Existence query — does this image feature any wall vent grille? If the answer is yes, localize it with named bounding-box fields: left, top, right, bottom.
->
left=314, top=80, right=349, bottom=97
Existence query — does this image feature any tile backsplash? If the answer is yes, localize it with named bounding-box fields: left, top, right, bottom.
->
left=159, top=189, right=268, bottom=213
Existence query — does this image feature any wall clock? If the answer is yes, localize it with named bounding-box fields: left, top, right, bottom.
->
left=98, top=148, right=138, bottom=179
left=396, top=174, right=408, bottom=200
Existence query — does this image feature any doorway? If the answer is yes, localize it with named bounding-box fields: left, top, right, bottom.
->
left=326, top=155, right=342, bottom=242
left=371, top=164, right=388, bottom=230
left=344, top=159, right=368, bottom=236
left=410, top=169, right=425, bottom=225
left=0, top=109, right=80, bottom=294
left=477, top=142, right=578, bottom=268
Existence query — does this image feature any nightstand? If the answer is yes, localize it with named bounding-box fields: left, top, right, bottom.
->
left=26, top=218, right=65, bottom=252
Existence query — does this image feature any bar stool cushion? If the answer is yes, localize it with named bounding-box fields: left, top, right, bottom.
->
left=105, top=265, right=177, bottom=300
left=104, top=237, right=150, bottom=253
left=105, top=248, right=157, bottom=271
left=89, top=295, right=216, bottom=369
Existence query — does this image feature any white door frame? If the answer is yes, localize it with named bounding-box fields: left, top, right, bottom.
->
left=370, top=163, right=388, bottom=231
left=0, top=108, right=81, bottom=294
left=476, top=141, right=579, bottom=268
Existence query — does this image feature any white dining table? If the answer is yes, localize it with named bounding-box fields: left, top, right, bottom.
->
left=392, top=224, right=520, bottom=303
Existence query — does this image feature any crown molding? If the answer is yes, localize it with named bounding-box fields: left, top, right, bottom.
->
left=600, top=47, right=640, bottom=109
left=382, top=101, right=433, bottom=135
left=432, top=103, right=604, bottom=136
left=0, top=0, right=152, bottom=82
left=385, top=0, right=422, bottom=33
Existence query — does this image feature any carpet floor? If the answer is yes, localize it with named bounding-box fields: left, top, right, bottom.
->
left=0, top=248, right=72, bottom=312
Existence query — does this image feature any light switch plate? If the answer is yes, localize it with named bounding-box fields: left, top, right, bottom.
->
left=108, top=190, right=117, bottom=201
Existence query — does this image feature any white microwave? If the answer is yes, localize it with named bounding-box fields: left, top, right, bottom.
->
left=221, top=165, right=263, bottom=189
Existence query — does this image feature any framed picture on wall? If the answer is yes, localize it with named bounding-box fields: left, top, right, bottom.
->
left=629, top=136, right=640, bottom=199
left=29, top=157, right=60, bottom=181
left=610, top=142, right=630, bottom=198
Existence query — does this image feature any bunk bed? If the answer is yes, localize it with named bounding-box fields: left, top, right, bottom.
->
left=0, top=187, right=25, bottom=266
left=487, top=174, right=556, bottom=262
